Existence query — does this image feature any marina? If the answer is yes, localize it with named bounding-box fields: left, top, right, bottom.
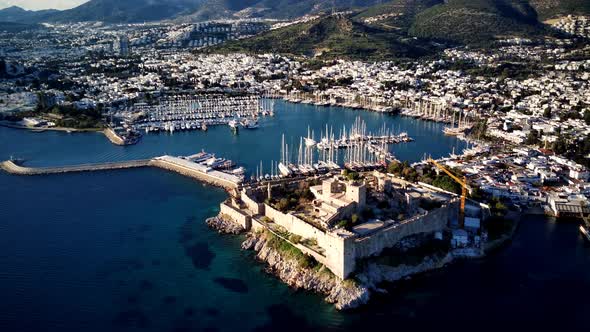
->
left=275, top=117, right=411, bottom=178
left=116, top=95, right=272, bottom=134
left=0, top=100, right=588, bottom=332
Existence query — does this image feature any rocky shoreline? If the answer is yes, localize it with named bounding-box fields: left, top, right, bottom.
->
left=206, top=214, right=456, bottom=310
left=206, top=215, right=244, bottom=235
left=241, top=231, right=370, bottom=310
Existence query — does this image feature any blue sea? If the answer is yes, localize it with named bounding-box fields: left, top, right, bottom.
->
left=0, top=102, right=588, bottom=332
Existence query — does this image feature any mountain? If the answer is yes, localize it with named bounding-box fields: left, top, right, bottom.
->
left=0, top=0, right=387, bottom=23
left=2, top=0, right=588, bottom=61
left=408, top=0, right=546, bottom=44
left=213, top=0, right=590, bottom=59
left=224, top=0, right=385, bottom=19
left=213, top=13, right=436, bottom=60
left=4, top=0, right=590, bottom=24
left=0, top=6, right=58, bottom=22
left=0, top=21, right=44, bottom=33
left=528, top=0, right=590, bottom=20
left=45, top=0, right=203, bottom=23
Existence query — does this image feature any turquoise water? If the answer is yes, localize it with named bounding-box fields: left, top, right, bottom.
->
left=1, top=102, right=589, bottom=332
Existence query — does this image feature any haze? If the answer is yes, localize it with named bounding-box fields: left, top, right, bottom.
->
left=0, top=0, right=87, bottom=10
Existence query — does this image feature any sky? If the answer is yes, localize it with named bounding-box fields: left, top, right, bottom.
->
left=0, top=0, right=88, bottom=10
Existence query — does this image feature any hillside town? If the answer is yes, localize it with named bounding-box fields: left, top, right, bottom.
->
left=2, top=1, right=590, bottom=325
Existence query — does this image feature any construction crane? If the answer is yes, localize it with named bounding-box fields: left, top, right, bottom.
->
left=428, top=158, right=470, bottom=228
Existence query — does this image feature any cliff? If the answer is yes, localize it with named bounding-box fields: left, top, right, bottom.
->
left=206, top=215, right=457, bottom=310
left=241, top=231, right=370, bottom=310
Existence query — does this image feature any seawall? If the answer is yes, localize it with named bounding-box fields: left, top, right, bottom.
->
left=1, top=156, right=241, bottom=191
left=103, top=128, right=126, bottom=145
left=0, top=159, right=151, bottom=175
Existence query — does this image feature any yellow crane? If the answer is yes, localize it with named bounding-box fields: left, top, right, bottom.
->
left=428, top=158, right=470, bottom=228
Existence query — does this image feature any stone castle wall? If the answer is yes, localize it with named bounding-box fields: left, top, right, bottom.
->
left=229, top=191, right=458, bottom=280
left=352, top=202, right=455, bottom=260
left=220, top=202, right=251, bottom=230
left=241, top=189, right=265, bottom=215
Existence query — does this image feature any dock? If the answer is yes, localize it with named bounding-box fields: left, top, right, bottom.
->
left=1, top=155, right=243, bottom=191
left=1, top=159, right=151, bottom=175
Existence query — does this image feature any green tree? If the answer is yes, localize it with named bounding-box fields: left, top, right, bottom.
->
left=277, top=198, right=290, bottom=212
left=552, top=135, right=568, bottom=155
left=402, top=167, right=419, bottom=182
left=543, top=108, right=552, bottom=119
left=387, top=161, right=404, bottom=175
left=525, top=129, right=540, bottom=146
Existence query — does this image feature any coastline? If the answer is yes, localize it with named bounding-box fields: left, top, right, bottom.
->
left=0, top=121, right=138, bottom=147
left=0, top=121, right=103, bottom=133
left=484, top=211, right=522, bottom=253
left=206, top=214, right=467, bottom=310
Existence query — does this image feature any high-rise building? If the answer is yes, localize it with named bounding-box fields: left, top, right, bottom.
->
left=119, top=36, right=130, bottom=56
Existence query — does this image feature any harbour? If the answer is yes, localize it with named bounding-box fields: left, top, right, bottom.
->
left=2, top=101, right=587, bottom=332
left=114, top=95, right=271, bottom=135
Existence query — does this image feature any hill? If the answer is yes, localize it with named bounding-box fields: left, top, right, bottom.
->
left=212, top=0, right=590, bottom=59
left=408, top=0, right=546, bottom=44
left=2, top=0, right=589, bottom=25
left=529, top=0, right=590, bottom=20
left=0, top=6, right=58, bottom=22
left=212, top=13, right=436, bottom=60
left=0, top=21, right=44, bottom=33
left=45, top=0, right=202, bottom=23
left=0, top=0, right=386, bottom=23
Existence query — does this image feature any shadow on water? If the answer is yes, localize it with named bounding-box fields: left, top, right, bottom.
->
left=213, top=277, right=249, bottom=294
left=95, top=258, right=145, bottom=278
left=163, top=296, right=177, bottom=305
left=112, top=310, right=150, bottom=329
left=203, top=307, right=219, bottom=317
left=184, top=242, right=215, bottom=270
left=253, top=304, right=313, bottom=332
left=127, top=295, right=139, bottom=305
left=183, top=307, right=195, bottom=317
left=179, top=216, right=197, bottom=244
left=139, top=280, right=155, bottom=291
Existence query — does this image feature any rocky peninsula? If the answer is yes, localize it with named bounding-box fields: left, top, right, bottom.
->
left=206, top=214, right=458, bottom=310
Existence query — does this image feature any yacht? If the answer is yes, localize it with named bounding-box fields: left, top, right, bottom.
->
left=580, top=223, right=590, bottom=242
left=241, top=119, right=259, bottom=129
left=278, top=162, right=292, bottom=177
left=228, top=120, right=239, bottom=131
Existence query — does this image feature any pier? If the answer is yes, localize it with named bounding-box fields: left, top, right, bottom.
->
left=1, top=154, right=243, bottom=191
left=1, top=159, right=151, bottom=175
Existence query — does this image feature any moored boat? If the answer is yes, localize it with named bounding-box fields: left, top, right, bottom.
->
left=581, top=224, right=590, bottom=242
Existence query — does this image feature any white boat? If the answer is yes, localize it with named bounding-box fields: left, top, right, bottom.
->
left=278, top=162, right=292, bottom=176
left=206, top=157, right=227, bottom=168
left=242, top=119, right=259, bottom=129
left=580, top=225, right=590, bottom=242
left=228, top=120, right=239, bottom=129
left=231, top=167, right=245, bottom=175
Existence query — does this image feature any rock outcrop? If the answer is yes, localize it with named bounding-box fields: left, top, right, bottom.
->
left=357, top=254, right=454, bottom=290
left=241, top=231, right=370, bottom=310
left=208, top=215, right=458, bottom=310
left=206, top=215, right=244, bottom=234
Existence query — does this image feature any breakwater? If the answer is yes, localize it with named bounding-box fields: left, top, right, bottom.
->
left=0, top=159, right=151, bottom=175
left=103, top=128, right=126, bottom=145
left=1, top=156, right=242, bottom=190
